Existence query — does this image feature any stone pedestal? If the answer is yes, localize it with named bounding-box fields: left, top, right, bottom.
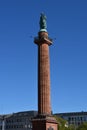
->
left=32, top=115, right=58, bottom=130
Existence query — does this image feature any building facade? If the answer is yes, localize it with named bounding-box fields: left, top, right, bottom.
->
left=55, top=111, right=87, bottom=127
left=0, top=111, right=37, bottom=130
left=0, top=111, right=87, bottom=130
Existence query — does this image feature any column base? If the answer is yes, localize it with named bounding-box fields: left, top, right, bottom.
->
left=32, top=115, right=58, bottom=130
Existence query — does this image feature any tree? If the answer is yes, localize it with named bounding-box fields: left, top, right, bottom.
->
left=76, top=122, right=87, bottom=130
left=54, top=115, right=75, bottom=130
left=54, top=115, right=67, bottom=130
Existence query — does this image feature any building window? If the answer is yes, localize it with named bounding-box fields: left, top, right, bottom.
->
left=84, top=117, right=86, bottom=121
left=68, top=117, right=71, bottom=121
left=80, top=117, right=82, bottom=121
left=72, top=117, right=74, bottom=121
left=48, top=126, right=54, bottom=130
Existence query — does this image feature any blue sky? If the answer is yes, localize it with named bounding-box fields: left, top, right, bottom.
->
left=0, top=0, right=87, bottom=114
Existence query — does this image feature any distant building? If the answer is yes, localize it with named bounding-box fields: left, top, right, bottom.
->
left=0, top=111, right=87, bottom=130
left=0, top=111, right=37, bottom=130
left=55, top=111, right=87, bottom=127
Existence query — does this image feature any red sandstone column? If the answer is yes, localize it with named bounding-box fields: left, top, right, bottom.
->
left=34, top=31, right=52, bottom=115
left=32, top=14, right=58, bottom=130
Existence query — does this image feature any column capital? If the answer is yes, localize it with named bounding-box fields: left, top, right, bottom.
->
left=34, top=31, right=53, bottom=46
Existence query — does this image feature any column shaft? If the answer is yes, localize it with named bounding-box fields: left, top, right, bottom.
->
left=38, top=43, right=51, bottom=115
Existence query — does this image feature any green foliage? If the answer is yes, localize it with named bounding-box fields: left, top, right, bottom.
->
left=54, top=115, right=75, bottom=130
left=76, top=122, right=87, bottom=130
left=54, top=115, right=66, bottom=130
left=54, top=115, right=87, bottom=130
left=66, top=125, right=75, bottom=130
left=54, top=115, right=67, bottom=130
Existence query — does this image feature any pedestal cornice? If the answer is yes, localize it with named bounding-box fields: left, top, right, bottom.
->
left=34, top=31, right=53, bottom=46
